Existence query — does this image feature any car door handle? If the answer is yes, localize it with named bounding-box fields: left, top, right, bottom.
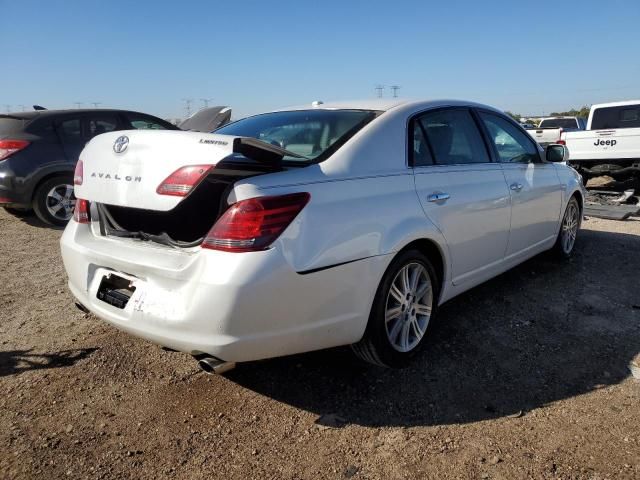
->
left=427, top=192, right=450, bottom=202
left=510, top=183, right=523, bottom=192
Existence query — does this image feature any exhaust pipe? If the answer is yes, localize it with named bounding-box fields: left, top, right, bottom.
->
left=196, top=356, right=236, bottom=375
left=75, top=302, right=90, bottom=314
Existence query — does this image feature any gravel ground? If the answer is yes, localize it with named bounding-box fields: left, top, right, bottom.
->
left=1, top=208, right=639, bottom=480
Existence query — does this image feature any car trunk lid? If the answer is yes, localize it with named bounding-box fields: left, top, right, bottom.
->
left=75, top=130, right=242, bottom=211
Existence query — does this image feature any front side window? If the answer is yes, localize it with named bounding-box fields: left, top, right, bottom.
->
left=417, top=109, right=489, bottom=165
left=479, top=112, right=539, bottom=163
left=215, top=109, right=378, bottom=161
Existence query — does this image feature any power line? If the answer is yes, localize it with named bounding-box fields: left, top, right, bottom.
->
left=390, top=85, right=401, bottom=98
left=200, top=98, right=213, bottom=109
left=181, top=98, right=193, bottom=118
left=18, top=105, right=25, bottom=112
left=74, top=102, right=83, bottom=109
left=4, top=105, right=11, bottom=113
left=91, top=102, right=102, bottom=108
left=374, top=85, right=385, bottom=98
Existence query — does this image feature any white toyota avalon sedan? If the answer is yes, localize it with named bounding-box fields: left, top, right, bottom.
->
left=61, top=99, right=584, bottom=371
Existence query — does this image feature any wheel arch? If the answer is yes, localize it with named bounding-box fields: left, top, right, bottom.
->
left=396, top=238, right=446, bottom=294
left=30, top=169, right=74, bottom=204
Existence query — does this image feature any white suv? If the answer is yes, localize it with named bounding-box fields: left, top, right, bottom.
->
left=61, top=99, right=584, bottom=370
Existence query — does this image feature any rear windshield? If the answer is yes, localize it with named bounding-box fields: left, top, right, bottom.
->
left=0, top=117, right=29, bottom=135
left=591, top=105, right=640, bottom=130
left=539, top=118, right=578, bottom=129
left=215, top=109, right=378, bottom=162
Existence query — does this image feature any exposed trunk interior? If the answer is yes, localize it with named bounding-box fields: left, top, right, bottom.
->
left=97, top=157, right=286, bottom=246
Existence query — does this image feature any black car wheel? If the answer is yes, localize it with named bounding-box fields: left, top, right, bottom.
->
left=32, top=175, right=76, bottom=226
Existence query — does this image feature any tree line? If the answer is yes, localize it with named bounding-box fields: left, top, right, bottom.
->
left=506, top=106, right=591, bottom=125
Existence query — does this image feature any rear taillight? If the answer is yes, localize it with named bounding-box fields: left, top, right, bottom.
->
left=156, top=164, right=213, bottom=196
left=202, top=192, right=310, bottom=252
left=73, top=199, right=90, bottom=224
left=74, top=160, right=84, bottom=185
left=556, top=139, right=566, bottom=145
left=0, top=140, right=30, bottom=161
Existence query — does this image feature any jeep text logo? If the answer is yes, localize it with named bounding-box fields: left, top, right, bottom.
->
left=594, top=139, right=617, bottom=147
left=90, top=172, right=142, bottom=182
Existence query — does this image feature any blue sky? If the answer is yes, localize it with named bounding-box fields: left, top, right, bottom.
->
left=2, top=0, right=639, bottom=119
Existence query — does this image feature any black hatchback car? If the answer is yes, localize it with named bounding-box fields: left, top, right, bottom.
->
left=0, top=109, right=178, bottom=225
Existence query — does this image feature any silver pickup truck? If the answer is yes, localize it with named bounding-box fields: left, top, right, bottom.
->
left=526, top=117, right=586, bottom=146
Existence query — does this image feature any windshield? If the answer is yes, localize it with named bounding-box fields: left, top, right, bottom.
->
left=215, top=109, right=378, bottom=162
left=539, top=118, right=578, bottom=129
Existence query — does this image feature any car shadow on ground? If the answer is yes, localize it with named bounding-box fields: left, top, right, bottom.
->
left=0, top=348, right=98, bottom=377
left=227, top=229, right=640, bottom=428
left=2, top=208, right=65, bottom=230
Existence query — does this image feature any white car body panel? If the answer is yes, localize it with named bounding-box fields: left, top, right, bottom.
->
left=61, top=99, right=584, bottom=362
left=76, top=131, right=240, bottom=211
left=562, top=100, right=640, bottom=162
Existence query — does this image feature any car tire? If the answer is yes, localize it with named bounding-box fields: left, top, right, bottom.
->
left=32, top=175, right=76, bottom=227
left=552, top=196, right=581, bottom=259
left=352, top=249, right=440, bottom=368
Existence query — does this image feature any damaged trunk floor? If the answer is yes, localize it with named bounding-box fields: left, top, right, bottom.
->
left=584, top=176, right=640, bottom=220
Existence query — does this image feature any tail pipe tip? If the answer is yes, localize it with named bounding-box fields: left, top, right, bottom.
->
left=196, top=356, right=236, bottom=375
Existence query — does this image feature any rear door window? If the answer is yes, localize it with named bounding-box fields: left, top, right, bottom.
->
left=478, top=112, right=539, bottom=163
left=58, top=118, right=83, bottom=142
left=86, top=116, right=119, bottom=139
left=417, top=109, right=489, bottom=165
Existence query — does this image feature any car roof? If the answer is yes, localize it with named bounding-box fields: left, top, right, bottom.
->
left=272, top=98, right=503, bottom=114
left=0, top=108, right=160, bottom=120
left=590, top=99, right=640, bottom=109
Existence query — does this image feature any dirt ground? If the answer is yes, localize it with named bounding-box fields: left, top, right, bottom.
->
left=1, top=208, right=639, bottom=480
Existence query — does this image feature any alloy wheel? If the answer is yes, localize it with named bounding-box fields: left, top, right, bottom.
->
left=45, top=184, right=76, bottom=222
left=385, top=262, right=433, bottom=352
left=561, top=201, right=579, bottom=254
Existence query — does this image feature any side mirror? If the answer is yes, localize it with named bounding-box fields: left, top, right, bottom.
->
left=546, top=144, right=569, bottom=163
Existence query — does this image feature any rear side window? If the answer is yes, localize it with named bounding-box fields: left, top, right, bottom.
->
left=417, top=109, right=489, bottom=165
left=87, top=117, right=118, bottom=139
left=591, top=105, right=640, bottom=129
left=0, top=117, right=28, bottom=135
left=215, top=109, right=377, bottom=162
left=58, top=119, right=82, bottom=142
left=410, top=120, right=433, bottom=166
left=539, top=118, right=578, bottom=129
left=479, top=112, right=539, bottom=163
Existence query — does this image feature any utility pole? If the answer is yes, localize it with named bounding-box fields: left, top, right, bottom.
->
left=390, top=85, right=401, bottom=98
left=18, top=105, right=25, bottom=112
left=375, top=85, right=385, bottom=98
left=4, top=105, right=11, bottom=113
left=182, top=98, right=193, bottom=118
left=91, top=102, right=102, bottom=108
left=74, top=102, right=83, bottom=109
left=200, top=98, right=213, bottom=109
